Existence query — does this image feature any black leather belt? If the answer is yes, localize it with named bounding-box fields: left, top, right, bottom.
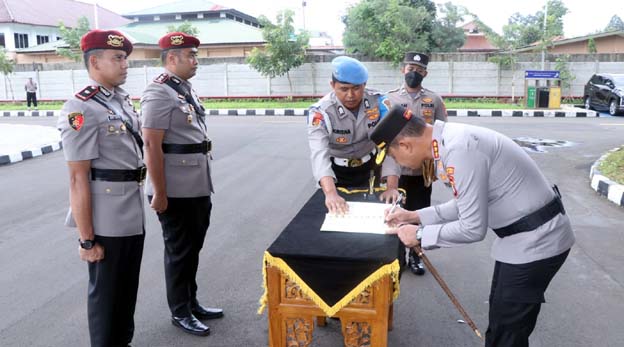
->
left=162, top=140, right=211, bottom=154
left=91, top=166, right=147, bottom=182
left=493, top=186, right=566, bottom=238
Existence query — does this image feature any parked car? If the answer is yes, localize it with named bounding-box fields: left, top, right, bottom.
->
left=584, top=73, right=624, bottom=116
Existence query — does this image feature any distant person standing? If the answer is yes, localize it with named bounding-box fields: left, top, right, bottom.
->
left=25, top=77, right=38, bottom=111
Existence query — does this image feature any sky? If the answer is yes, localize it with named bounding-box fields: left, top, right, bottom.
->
left=84, top=0, right=623, bottom=44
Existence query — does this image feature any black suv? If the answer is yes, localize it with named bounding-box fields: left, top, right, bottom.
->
left=584, top=73, right=624, bottom=116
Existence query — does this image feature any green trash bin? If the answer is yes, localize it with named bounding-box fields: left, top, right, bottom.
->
left=527, top=86, right=536, bottom=108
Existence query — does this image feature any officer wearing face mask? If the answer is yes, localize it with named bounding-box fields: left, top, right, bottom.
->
left=385, top=52, right=447, bottom=275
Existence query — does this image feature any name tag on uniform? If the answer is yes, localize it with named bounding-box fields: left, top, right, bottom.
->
left=107, top=115, right=122, bottom=121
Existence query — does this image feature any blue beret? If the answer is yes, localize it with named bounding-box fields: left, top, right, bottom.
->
left=331, top=56, right=368, bottom=85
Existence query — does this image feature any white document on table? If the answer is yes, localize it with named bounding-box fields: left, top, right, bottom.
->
left=320, top=201, right=391, bottom=234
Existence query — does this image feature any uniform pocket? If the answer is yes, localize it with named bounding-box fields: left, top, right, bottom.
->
left=167, top=157, right=200, bottom=166
left=91, top=181, right=125, bottom=196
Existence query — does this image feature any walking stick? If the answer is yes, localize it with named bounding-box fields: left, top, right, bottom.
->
left=412, top=245, right=484, bottom=340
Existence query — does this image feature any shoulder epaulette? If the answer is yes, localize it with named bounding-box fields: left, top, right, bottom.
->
left=75, top=85, right=99, bottom=101
left=154, top=73, right=170, bottom=84
left=386, top=87, right=401, bottom=94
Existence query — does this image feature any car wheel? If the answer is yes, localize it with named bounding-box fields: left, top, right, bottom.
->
left=584, top=96, right=592, bottom=110
left=609, top=99, right=621, bottom=116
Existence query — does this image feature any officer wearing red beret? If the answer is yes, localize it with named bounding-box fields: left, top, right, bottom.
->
left=141, top=32, right=222, bottom=336
left=57, top=30, right=144, bottom=347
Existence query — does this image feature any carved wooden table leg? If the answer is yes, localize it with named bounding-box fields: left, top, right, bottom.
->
left=317, top=316, right=327, bottom=327
left=267, top=265, right=283, bottom=347
left=342, top=320, right=372, bottom=347
left=285, top=317, right=315, bottom=347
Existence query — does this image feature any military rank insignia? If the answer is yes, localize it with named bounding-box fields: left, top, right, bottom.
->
left=423, top=97, right=433, bottom=103
left=68, top=112, right=84, bottom=131
left=446, top=167, right=458, bottom=197
left=432, top=139, right=439, bottom=159
left=154, top=73, right=170, bottom=84
left=364, top=99, right=370, bottom=109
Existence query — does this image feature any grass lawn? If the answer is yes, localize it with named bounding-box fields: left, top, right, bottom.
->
left=599, top=147, right=624, bottom=185
left=0, top=98, right=527, bottom=110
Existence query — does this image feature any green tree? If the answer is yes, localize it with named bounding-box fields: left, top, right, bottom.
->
left=430, top=2, right=466, bottom=52
left=166, top=21, right=200, bottom=36
left=554, top=54, right=575, bottom=99
left=343, top=0, right=431, bottom=64
left=57, top=16, right=91, bottom=62
left=587, top=37, right=597, bottom=54
left=246, top=9, right=309, bottom=94
left=605, top=15, right=624, bottom=31
left=0, top=47, right=16, bottom=100
left=502, top=0, right=568, bottom=48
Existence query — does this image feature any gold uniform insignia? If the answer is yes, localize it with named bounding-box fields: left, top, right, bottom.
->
left=107, top=35, right=124, bottom=47
left=170, top=35, right=184, bottom=45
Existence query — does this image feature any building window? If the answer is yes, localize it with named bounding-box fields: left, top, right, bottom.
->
left=0, top=34, right=5, bottom=48
left=14, top=33, right=29, bottom=48
left=36, top=35, right=49, bottom=45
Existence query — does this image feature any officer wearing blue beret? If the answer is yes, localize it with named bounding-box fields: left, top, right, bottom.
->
left=308, top=56, right=402, bottom=213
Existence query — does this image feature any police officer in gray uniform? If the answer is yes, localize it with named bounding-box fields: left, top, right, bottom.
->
left=386, top=52, right=447, bottom=275
left=141, top=32, right=222, bottom=337
left=58, top=30, right=145, bottom=347
left=374, top=106, right=575, bottom=347
left=308, top=56, right=401, bottom=214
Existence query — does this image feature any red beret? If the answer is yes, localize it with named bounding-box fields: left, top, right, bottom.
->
left=159, top=32, right=200, bottom=50
left=80, top=30, right=133, bottom=55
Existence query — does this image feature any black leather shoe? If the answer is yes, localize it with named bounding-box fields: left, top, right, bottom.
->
left=171, top=315, right=210, bottom=336
left=192, top=304, right=224, bottom=320
left=408, top=250, right=426, bottom=276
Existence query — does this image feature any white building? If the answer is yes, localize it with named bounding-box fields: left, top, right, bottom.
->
left=0, top=0, right=129, bottom=55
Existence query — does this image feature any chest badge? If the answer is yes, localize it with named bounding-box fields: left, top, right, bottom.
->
left=187, top=114, right=193, bottom=124
left=336, top=137, right=347, bottom=143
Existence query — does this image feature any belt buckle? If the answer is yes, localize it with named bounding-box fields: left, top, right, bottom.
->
left=348, top=158, right=363, bottom=167
left=138, top=166, right=147, bottom=184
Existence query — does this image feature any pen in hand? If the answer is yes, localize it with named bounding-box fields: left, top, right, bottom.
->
left=385, top=192, right=404, bottom=223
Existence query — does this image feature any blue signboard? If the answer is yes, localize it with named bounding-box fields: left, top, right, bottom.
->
left=525, top=70, right=560, bottom=79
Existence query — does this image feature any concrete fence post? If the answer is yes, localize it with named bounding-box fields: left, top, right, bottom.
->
left=311, top=62, right=317, bottom=96
left=71, top=69, right=75, bottom=94
left=448, top=59, right=454, bottom=95
left=224, top=63, right=229, bottom=97
left=267, top=77, right=272, bottom=96
left=496, top=63, right=501, bottom=96
left=144, top=65, right=148, bottom=88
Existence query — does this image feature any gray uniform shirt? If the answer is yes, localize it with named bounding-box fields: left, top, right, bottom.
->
left=25, top=80, right=37, bottom=93
left=386, top=86, right=447, bottom=176
left=307, top=89, right=401, bottom=183
left=58, top=80, right=145, bottom=237
left=141, top=70, right=213, bottom=198
left=418, top=121, right=575, bottom=264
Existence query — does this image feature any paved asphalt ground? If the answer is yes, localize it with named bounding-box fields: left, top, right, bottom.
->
left=1, top=115, right=623, bottom=347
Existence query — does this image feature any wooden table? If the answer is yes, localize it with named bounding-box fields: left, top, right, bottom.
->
left=265, top=264, right=395, bottom=347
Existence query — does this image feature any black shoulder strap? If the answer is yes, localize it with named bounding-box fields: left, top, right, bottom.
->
left=163, top=78, right=206, bottom=117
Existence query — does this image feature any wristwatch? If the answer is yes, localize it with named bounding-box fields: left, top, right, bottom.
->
left=416, top=227, right=423, bottom=241
left=79, top=239, right=96, bottom=250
